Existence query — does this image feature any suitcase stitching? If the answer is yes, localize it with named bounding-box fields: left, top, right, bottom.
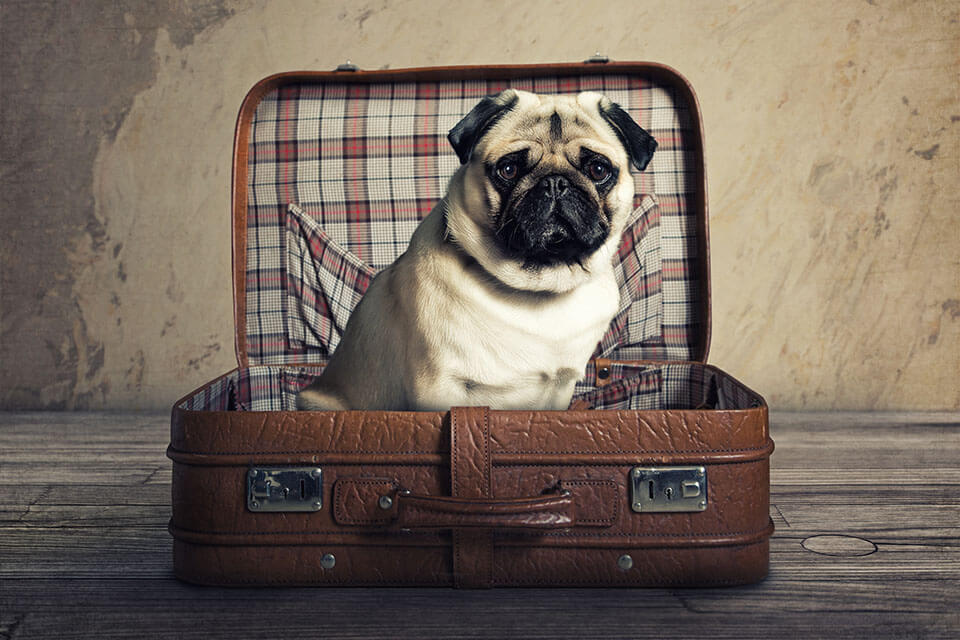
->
left=559, top=479, right=619, bottom=525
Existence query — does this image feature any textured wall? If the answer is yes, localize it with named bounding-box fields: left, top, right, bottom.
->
left=1, top=0, right=957, bottom=411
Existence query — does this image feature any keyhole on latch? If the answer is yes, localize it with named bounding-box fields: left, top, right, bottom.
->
left=648, top=481, right=654, bottom=500
left=664, top=486, right=674, bottom=500
left=300, top=478, right=306, bottom=499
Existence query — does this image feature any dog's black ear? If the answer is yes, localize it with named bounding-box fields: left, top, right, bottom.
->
left=448, top=90, right=519, bottom=165
left=599, top=100, right=658, bottom=171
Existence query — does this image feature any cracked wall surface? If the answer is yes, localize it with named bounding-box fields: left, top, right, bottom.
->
left=1, top=0, right=957, bottom=411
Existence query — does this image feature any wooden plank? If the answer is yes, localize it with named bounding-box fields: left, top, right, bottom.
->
left=0, top=457, right=171, bottom=487
left=1, top=575, right=954, bottom=609
left=0, top=484, right=170, bottom=508
left=0, top=504, right=169, bottom=528
left=1, top=411, right=958, bottom=639
left=0, top=584, right=957, bottom=640
left=771, top=421, right=960, bottom=468
left=0, top=609, right=954, bottom=640
left=2, top=612, right=951, bottom=640
left=2, top=575, right=956, bottom=611
left=0, top=412, right=166, bottom=429
left=770, top=411, right=960, bottom=427
left=770, top=503, right=960, bottom=538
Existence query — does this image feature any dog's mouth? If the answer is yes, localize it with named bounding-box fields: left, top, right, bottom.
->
left=495, top=174, right=609, bottom=267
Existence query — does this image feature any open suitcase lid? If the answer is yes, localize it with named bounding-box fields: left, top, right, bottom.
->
left=230, top=62, right=711, bottom=370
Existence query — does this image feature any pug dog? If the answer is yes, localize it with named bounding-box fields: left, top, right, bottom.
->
left=296, top=89, right=656, bottom=411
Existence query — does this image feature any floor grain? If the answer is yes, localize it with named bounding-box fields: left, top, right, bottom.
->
left=0, top=411, right=957, bottom=639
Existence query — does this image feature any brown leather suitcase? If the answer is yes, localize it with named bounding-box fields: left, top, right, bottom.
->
left=168, top=61, right=773, bottom=587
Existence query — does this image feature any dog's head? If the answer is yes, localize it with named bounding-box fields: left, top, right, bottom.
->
left=444, top=89, right=656, bottom=292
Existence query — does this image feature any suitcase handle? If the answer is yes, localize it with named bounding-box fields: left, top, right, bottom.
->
left=392, top=490, right=575, bottom=530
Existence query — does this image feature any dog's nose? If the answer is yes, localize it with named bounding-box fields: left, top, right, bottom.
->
left=540, top=175, right=569, bottom=198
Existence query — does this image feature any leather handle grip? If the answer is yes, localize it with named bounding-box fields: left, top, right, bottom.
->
left=393, top=490, right=575, bottom=530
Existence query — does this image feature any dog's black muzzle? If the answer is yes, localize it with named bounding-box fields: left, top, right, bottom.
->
left=496, top=174, right=609, bottom=266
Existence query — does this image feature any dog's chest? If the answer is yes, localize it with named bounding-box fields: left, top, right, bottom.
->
left=416, top=266, right=618, bottom=408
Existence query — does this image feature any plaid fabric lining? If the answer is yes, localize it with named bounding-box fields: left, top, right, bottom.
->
left=177, top=364, right=757, bottom=413
left=715, top=369, right=763, bottom=409
left=571, top=365, right=664, bottom=411
left=179, top=370, right=237, bottom=412
left=598, top=194, right=662, bottom=357
left=244, top=74, right=702, bottom=366
left=285, top=203, right=374, bottom=355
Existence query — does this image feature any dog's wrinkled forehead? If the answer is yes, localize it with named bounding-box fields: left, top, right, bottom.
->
left=488, top=91, right=619, bottom=155
left=448, top=89, right=657, bottom=172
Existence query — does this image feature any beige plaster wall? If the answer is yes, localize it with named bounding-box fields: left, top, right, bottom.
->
left=1, top=0, right=957, bottom=411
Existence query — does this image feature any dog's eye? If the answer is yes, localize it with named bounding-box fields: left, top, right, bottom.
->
left=587, top=159, right=611, bottom=182
left=496, top=160, right=519, bottom=181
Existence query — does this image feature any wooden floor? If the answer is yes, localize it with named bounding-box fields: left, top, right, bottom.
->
left=1, top=411, right=957, bottom=639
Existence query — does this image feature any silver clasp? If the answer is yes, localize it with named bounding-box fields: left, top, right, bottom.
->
left=247, top=467, right=323, bottom=512
left=630, top=466, right=707, bottom=513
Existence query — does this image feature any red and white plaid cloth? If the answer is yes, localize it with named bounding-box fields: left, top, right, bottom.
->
left=244, top=74, right=703, bottom=370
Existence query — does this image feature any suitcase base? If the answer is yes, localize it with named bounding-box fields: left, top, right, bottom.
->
left=172, top=537, right=771, bottom=587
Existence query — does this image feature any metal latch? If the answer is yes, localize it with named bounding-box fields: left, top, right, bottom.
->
left=334, top=60, right=360, bottom=72
left=247, top=467, right=322, bottom=512
left=630, top=466, right=707, bottom=513
left=584, top=52, right=610, bottom=64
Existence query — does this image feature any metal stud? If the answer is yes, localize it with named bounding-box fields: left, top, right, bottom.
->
left=617, top=554, right=633, bottom=571
left=320, top=553, right=336, bottom=569
left=378, top=495, right=394, bottom=510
